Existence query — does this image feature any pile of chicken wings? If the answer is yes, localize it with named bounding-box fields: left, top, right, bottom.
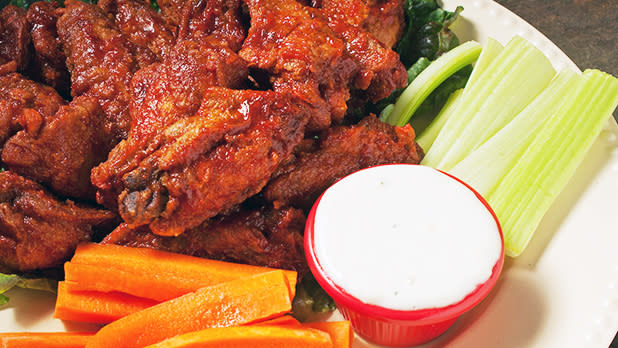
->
left=0, top=0, right=423, bottom=276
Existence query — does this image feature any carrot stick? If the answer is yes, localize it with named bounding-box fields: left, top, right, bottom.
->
left=254, top=315, right=301, bottom=326
left=54, top=281, right=156, bottom=324
left=305, top=321, right=353, bottom=348
left=0, top=332, right=93, bottom=348
left=143, top=326, right=333, bottom=348
left=85, top=270, right=293, bottom=348
left=68, top=243, right=297, bottom=299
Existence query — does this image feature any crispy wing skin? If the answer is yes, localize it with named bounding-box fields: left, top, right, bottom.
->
left=362, top=0, right=405, bottom=48
left=239, top=0, right=355, bottom=131
left=178, top=0, right=246, bottom=52
left=26, top=1, right=70, bottom=96
left=156, top=0, right=185, bottom=26
left=115, top=88, right=308, bottom=236
left=0, top=72, right=66, bottom=147
left=0, top=5, right=31, bottom=74
left=0, top=171, right=116, bottom=272
left=57, top=0, right=138, bottom=144
left=264, top=115, right=424, bottom=209
left=2, top=96, right=110, bottom=201
left=99, top=0, right=176, bottom=64
left=91, top=38, right=248, bottom=208
left=103, top=206, right=307, bottom=275
left=317, top=0, right=407, bottom=102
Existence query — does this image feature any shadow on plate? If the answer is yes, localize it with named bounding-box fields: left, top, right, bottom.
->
left=419, top=268, right=547, bottom=348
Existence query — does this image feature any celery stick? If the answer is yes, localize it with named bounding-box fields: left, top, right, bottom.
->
left=465, top=37, right=503, bottom=89
left=416, top=89, right=463, bottom=151
left=416, top=38, right=503, bottom=152
left=449, top=70, right=580, bottom=197
left=422, top=36, right=555, bottom=170
left=488, top=69, right=618, bottom=256
left=383, top=41, right=482, bottom=126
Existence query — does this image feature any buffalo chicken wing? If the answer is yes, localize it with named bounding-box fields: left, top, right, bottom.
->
left=26, top=1, right=70, bottom=96
left=264, top=115, right=423, bottom=209
left=0, top=171, right=115, bottom=272
left=103, top=206, right=307, bottom=274
left=57, top=0, right=138, bottom=144
left=113, top=88, right=309, bottom=236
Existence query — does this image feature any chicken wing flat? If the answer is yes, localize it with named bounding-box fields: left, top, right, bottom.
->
left=316, top=0, right=404, bottom=48
left=362, top=0, right=405, bottom=48
left=239, top=0, right=355, bottom=131
left=113, top=88, right=309, bottom=236
left=264, top=115, right=424, bottom=209
left=178, top=0, right=246, bottom=52
left=99, top=0, right=176, bottom=65
left=91, top=37, right=248, bottom=208
left=156, top=0, right=185, bottom=26
left=2, top=96, right=109, bottom=201
left=317, top=0, right=407, bottom=102
left=0, top=171, right=116, bottom=272
left=0, top=72, right=66, bottom=147
left=57, top=0, right=138, bottom=144
left=26, top=1, right=70, bottom=96
left=103, top=206, right=307, bottom=274
left=0, top=5, right=32, bottom=75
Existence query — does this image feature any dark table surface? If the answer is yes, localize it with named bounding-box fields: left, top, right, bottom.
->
left=492, top=1, right=618, bottom=346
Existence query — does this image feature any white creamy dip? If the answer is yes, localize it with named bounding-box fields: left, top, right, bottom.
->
left=312, top=164, right=502, bottom=311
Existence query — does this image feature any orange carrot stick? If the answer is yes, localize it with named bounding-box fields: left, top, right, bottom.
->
left=0, top=332, right=93, bottom=348
left=305, top=321, right=353, bottom=348
left=254, top=315, right=301, bottom=326
left=54, top=281, right=156, bottom=324
left=68, top=243, right=297, bottom=299
left=143, top=326, right=333, bottom=348
left=85, top=270, right=293, bottom=348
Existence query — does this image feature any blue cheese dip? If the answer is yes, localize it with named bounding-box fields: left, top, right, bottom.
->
left=312, top=164, right=502, bottom=311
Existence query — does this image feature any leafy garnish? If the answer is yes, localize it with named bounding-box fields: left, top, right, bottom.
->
left=291, top=274, right=336, bottom=321
left=396, top=0, right=463, bottom=66
left=0, top=273, right=57, bottom=305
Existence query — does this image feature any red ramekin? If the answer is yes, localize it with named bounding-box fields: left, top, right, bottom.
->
left=304, top=164, right=505, bottom=347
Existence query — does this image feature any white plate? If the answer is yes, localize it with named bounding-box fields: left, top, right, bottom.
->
left=2, top=1, right=618, bottom=347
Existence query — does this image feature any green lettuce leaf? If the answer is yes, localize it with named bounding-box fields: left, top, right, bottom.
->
left=0, top=273, right=57, bottom=305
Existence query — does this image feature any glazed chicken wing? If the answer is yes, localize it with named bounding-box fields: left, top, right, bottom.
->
left=0, top=5, right=31, bottom=75
left=239, top=0, right=354, bottom=131
left=316, top=0, right=407, bottom=102
left=26, top=1, right=70, bottom=96
left=0, top=72, right=66, bottom=147
left=98, top=0, right=176, bottom=66
left=2, top=96, right=110, bottom=201
left=57, top=0, right=138, bottom=144
left=103, top=206, right=307, bottom=274
left=178, top=0, right=246, bottom=52
left=264, top=115, right=424, bottom=209
left=91, top=37, right=248, bottom=208
left=316, top=0, right=405, bottom=48
left=0, top=171, right=116, bottom=272
left=113, top=88, right=309, bottom=236
left=362, top=0, right=405, bottom=48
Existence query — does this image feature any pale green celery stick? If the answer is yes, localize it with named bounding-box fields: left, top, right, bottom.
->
left=449, top=70, right=580, bottom=197
left=416, top=39, right=503, bottom=152
left=431, top=37, right=556, bottom=171
left=489, top=69, right=618, bottom=257
left=464, top=37, right=504, bottom=89
left=380, top=104, right=395, bottom=120
left=422, top=36, right=539, bottom=168
left=383, top=41, right=482, bottom=126
left=416, top=89, right=463, bottom=151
